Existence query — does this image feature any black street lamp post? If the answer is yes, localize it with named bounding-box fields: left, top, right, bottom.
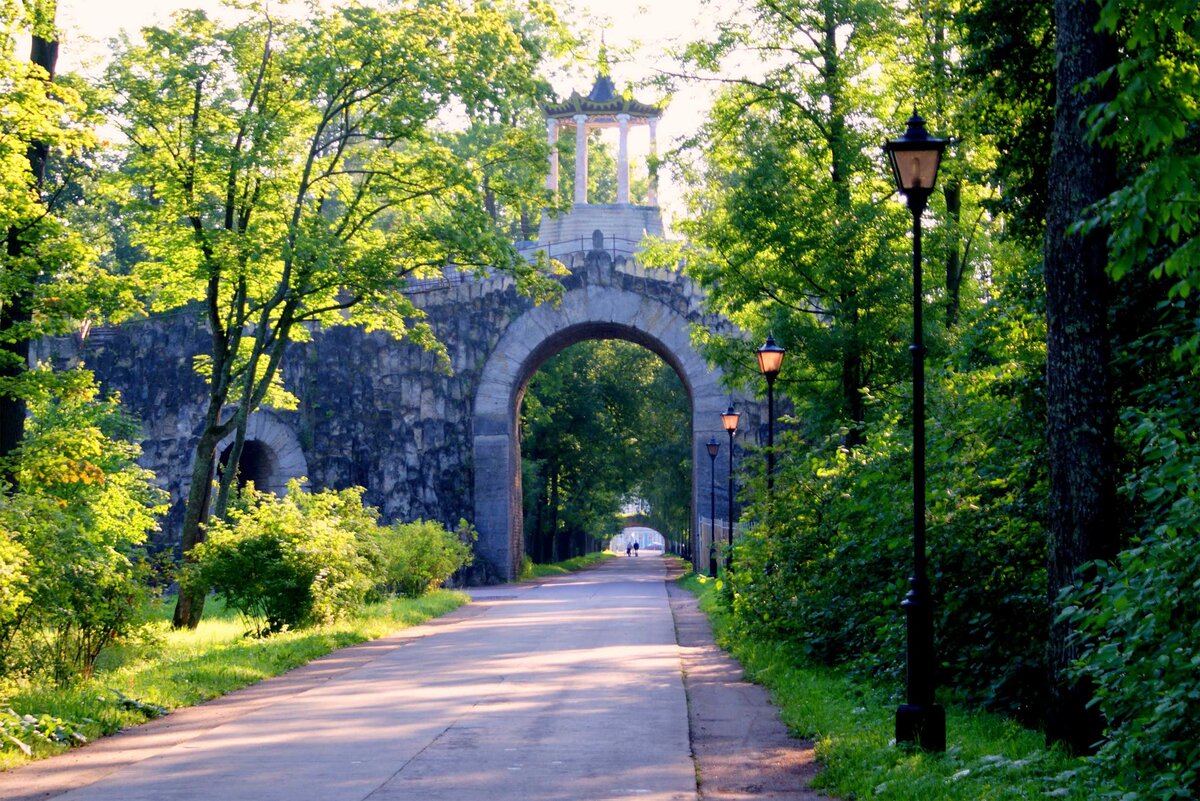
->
left=721, top=404, right=740, bottom=569
left=756, top=336, right=785, bottom=494
left=885, top=110, right=948, bottom=752
left=706, top=436, right=720, bottom=576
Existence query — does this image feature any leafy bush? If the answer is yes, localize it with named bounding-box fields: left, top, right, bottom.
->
left=0, top=532, right=29, bottom=647
left=728, top=329, right=1049, bottom=720
left=927, top=356, right=1050, bottom=720
left=369, top=519, right=475, bottom=598
left=728, top=427, right=909, bottom=673
left=0, top=707, right=89, bottom=756
left=1064, top=396, right=1200, bottom=800
left=189, top=483, right=377, bottom=635
left=683, top=573, right=1094, bottom=801
left=0, top=370, right=166, bottom=682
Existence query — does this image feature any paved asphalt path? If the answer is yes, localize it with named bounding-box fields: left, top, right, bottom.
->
left=1, top=554, right=821, bottom=801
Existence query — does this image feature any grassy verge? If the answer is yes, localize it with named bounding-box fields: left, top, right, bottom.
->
left=518, top=550, right=615, bottom=580
left=0, top=590, right=466, bottom=769
left=678, top=573, right=1091, bottom=801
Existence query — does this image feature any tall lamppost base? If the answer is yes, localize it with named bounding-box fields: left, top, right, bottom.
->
left=896, top=703, right=946, bottom=751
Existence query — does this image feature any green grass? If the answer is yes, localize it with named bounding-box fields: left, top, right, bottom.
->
left=518, top=550, right=615, bottom=579
left=678, top=573, right=1093, bottom=801
left=0, top=590, right=467, bottom=769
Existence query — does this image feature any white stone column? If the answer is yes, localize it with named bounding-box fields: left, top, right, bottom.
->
left=573, top=113, right=589, bottom=205
left=617, top=113, right=631, bottom=204
left=546, top=117, right=559, bottom=194
left=648, top=117, right=659, bottom=207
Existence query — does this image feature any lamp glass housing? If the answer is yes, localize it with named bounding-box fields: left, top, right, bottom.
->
left=756, top=336, right=785, bottom=378
left=887, top=146, right=943, bottom=192
left=706, top=437, right=720, bottom=458
left=721, top=406, right=740, bottom=433
left=883, top=111, right=948, bottom=197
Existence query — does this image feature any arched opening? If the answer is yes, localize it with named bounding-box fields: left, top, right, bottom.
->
left=610, top=527, right=667, bottom=553
left=218, top=439, right=277, bottom=493
left=213, top=411, right=309, bottom=497
left=473, top=282, right=752, bottom=581
left=520, top=339, right=689, bottom=565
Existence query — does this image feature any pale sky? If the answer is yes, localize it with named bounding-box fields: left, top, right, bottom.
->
left=53, top=0, right=731, bottom=223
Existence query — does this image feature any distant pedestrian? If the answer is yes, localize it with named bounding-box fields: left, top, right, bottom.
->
left=626, top=542, right=632, bottom=557
left=633, top=541, right=639, bottom=557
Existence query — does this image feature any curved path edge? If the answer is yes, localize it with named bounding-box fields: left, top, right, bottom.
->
left=663, top=561, right=826, bottom=801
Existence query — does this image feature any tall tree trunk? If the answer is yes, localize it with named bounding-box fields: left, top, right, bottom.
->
left=483, top=175, right=497, bottom=222
left=1043, top=0, right=1119, bottom=755
left=212, top=410, right=250, bottom=517
left=533, top=463, right=545, bottom=562
left=841, top=298, right=864, bottom=447
left=928, top=4, right=966, bottom=329
left=171, top=434, right=218, bottom=629
left=0, top=231, right=33, bottom=485
left=172, top=372, right=236, bottom=629
left=549, top=466, right=559, bottom=563
left=943, top=179, right=964, bottom=327
left=0, top=22, right=59, bottom=485
left=539, top=466, right=552, bottom=563
left=520, top=207, right=533, bottom=241
left=824, top=9, right=867, bottom=448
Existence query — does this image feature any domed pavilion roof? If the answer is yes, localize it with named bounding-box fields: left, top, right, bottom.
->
left=542, top=46, right=664, bottom=123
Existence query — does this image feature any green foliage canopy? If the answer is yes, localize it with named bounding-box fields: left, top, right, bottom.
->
left=1080, top=0, right=1200, bottom=346
left=661, top=0, right=1057, bottom=728
left=650, top=0, right=920, bottom=443
left=1, top=1, right=140, bottom=473
left=730, top=290, right=1049, bottom=719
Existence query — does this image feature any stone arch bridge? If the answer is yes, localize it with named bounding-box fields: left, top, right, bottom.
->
left=45, top=206, right=765, bottom=582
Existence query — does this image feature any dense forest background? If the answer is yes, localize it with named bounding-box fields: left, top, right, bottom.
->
left=520, top=340, right=690, bottom=563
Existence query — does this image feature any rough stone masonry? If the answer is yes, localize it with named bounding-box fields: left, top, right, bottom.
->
left=40, top=204, right=764, bottom=582
left=50, top=94, right=778, bottom=583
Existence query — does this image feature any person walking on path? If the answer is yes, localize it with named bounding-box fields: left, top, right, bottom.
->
left=627, top=542, right=632, bottom=557
left=634, top=541, right=640, bottom=557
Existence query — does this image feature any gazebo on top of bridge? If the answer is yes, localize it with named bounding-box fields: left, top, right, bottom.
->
left=541, top=47, right=665, bottom=208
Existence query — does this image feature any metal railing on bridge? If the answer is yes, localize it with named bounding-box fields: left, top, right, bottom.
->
left=516, top=234, right=645, bottom=263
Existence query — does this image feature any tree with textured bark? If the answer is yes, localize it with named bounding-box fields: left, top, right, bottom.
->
left=103, top=1, right=560, bottom=628
left=0, top=3, right=57, bottom=475
left=1042, top=0, right=1119, bottom=755
left=1056, top=0, right=1200, bottom=782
